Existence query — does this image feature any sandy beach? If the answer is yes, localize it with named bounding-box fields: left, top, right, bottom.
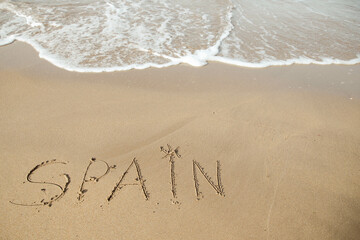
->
left=0, top=42, right=360, bottom=240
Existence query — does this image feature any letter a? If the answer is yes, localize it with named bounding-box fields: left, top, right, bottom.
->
left=107, top=158, right=149, bottom=202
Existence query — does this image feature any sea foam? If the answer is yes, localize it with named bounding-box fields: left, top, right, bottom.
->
left=0, top=0, right=359, bottom=72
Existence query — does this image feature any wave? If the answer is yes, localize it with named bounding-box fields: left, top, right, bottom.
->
left=1, top=0, right=359, bottom=72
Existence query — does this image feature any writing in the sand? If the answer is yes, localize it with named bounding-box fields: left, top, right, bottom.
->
left=10, top=144, right=225, bottom=207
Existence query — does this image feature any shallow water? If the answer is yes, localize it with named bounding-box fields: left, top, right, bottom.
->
left=0, top=0, right=359, bottom=72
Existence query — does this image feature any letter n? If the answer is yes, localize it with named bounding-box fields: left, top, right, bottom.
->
left=192, top=160, right=225, bottom=199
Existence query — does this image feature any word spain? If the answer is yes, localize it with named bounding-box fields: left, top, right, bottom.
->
left=10, top=145, right=225, bottom=207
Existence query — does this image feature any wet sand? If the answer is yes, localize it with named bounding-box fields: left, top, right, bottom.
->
left=0, top=42, right=360, bottom=240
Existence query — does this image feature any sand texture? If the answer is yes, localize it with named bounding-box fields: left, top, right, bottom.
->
left=0, top=42, right=360, bottom=240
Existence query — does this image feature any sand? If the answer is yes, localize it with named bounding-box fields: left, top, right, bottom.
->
left=0, top=42, right=360, bottom=240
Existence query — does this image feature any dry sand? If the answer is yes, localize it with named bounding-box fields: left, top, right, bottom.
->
left=0, top=42, right=360, bottom=240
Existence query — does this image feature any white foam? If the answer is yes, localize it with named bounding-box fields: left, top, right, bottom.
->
left=0, top=2, right=44, bottom=29
left=210, top=55, right=360, bottom=68
left=0, top=36, right=15, bottom=46
left=8, top=35, right=360, bottom=73
left=0, top=0, right=359, bottom=72
left=13, top=36, right=179, bottom=72
left=153, top=4, right=234, bottom=68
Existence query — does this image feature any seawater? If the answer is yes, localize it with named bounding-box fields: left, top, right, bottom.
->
left=0, top=0, right=359, bottom=72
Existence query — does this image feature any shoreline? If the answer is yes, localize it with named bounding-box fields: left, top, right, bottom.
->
left=1, top=35, right=360, bottom=71
left=1, top=41, right=360, bottom=99
left=1, top=41, right=360, bottom=240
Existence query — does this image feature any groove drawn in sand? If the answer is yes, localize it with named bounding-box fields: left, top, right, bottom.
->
left=9, top=159, right=70, bottom=207
left=266, top=170, right=285, bottom=240
left=107, top=158, right=149, bottom=202
left=78, top=157, right=115, bottom=202
left=161, top=144, right=181, bottom=203
left=192, top=160, right=225, bottom=200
